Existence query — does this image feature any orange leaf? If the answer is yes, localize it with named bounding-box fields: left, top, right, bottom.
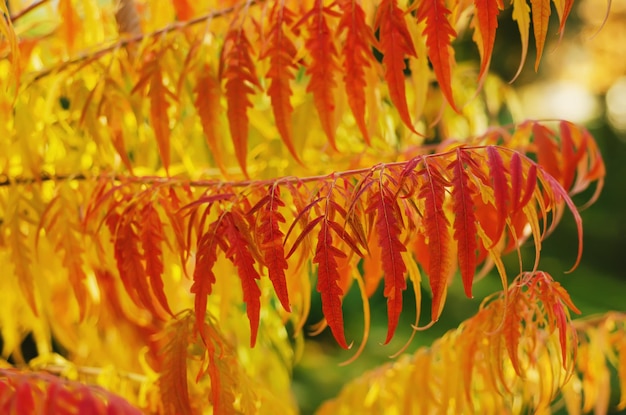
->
left=304, top=0, right=340, bottom=150
left=338, top=0, right=377, bottom=145
left=249, top=186, right=290, bottom=311
left=314, top=219, right=349, bottom=349
left=160, top=316, right=194, bottom=415
left=419, top=159, right=451, bottom=321
left=530, top=0, right=551, bottom=70
left=262, top=3, right=301, bottom=161
left=139, top=204, right=172, bottom=317
left=368, top=180, right=407, bottom=344
left=473, top=0, right=500, bottom=82
left=417, top=0, right=458, bottom=111
left=449, top=149, right=478, bottom=298
left=375, top=0, right=418, bottom=132
left=223, top=212, right=262, bottom=347
left=150, top=66, right=173, bottom=173
left=172, top=0, right=195, bottom=20
left=511, top=0, right=531, bottom=81
left=222, top=29, right=261, bottom=177
left=194, top=69, right=228, bottom=175
left=192, top=220, right=225, bottom=337
left=487, top=146, right=509, bottom=246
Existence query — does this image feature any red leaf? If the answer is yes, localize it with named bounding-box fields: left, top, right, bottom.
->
left=249, top=186, right=290, bottom=312
left=338, top=0, right=376, bottom=145
left=473, top=0, right=500, bottom=82
left=449, top=149, right=478, bottom=298
left=107, top=212, right=157, bottom=315
left=375, top=0, right=418, bottom=132
left=419, top=160, right=451, bottom=320
left=223, top=212, right=262, bottom=347
left=533, top=122, right=561, bottom=182
left=314, top=219, right=349, bottom=349
left=139, top=204, right=172, bottom=317
left=304, top=0, right=340, bottom=149
left=487, top=146, right=509, bottom=246
left=367, top=181, right=407, bottom=344
left=222, top=29, right=261, bottom=177
left=262, top=3, right=301, bottom=161
left=417, top=0, right=458, bottom=111
left=172, top=0, right=194, bottom=20
left=192, top=221, right=224, bottom=336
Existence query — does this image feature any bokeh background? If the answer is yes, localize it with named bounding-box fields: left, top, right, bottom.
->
left=293, top=1, right=626, bottom=413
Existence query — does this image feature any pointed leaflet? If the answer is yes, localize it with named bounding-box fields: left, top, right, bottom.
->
left=419, top=159, right=451, bottom=321
left=338, top=0, right=377, bottom=145
left=192, top=218, right=225, bottom=339
left=160, top=315, right=194, bottom=415
left=417, top=0, right=459, bottom=111
left=194, top=69, right=228, bottom=175
left=139, top=203, right=172, bottom=316
left=262, top=3, right=301, bottom=161
left=150, top=65, right=173, bottom=173
left=223, top=212, right=262, bottom=347
left=530, top=0, right=551, bottom=70
left=375, top=0, right=418, bottom=133
left=367, top=179, right=407, bottom=344
left=315, top=219, right=350, bottom=349
left=473, top=0, right=500, bottom=82
left=304, top=0, right=340, bottom=150
left=511, top=0, right=531, bottom=81
left=449, top=149, right=478, bottom=298
left=222, top=28, right=261, bottom=176
left=248, top=186, right=290, bottom=312
left=487, top=146, right=509, bottom=246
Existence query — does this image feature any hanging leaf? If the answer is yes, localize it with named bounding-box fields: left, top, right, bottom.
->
left=303, top=0, right=341, bottom=150
left=262, top=3, right=301, bottom=161
left=338, top=0, right=377, bottom=145
left=375, top=0, right=418, bottom=133
left=417, top=0, right=458, bottom=111
left=221, top=28, right=261, bottom=176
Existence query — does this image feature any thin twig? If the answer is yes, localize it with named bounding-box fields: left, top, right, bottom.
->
left=9, top=0, right=51, bottom=23
left=30, top=1, right=262, bottom=82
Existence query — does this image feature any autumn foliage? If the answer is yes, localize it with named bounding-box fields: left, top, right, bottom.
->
left=0, top=0, right=622, bottom=414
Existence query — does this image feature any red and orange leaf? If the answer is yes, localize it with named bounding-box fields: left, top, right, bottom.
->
left=160, top=316, right=194, bottom=415
left=249, top=186, right=290, bottom=311
left=107, top=212, right=159, bottom=316
left=192, top=221, right=224, bottom=337
left=150, top=65, right=173, bottom=173
left=533, top=122, right=561, bottom=183
left=417, top=0, right=458, bottom=111
left=419, top=160, right=451, bottom=321
left=222, top=29, right=261, bottom=176
left=449, top=149, right=478, bottom=298
left=172, top=0, right=195, bottom=21
left=375, top=0, right=418, bottom=132
left=487, top=146, right=509, bottom=246
left=304, top=0, right=340, bottom=150
left=223, top=212, right=262, bottom=347
left=194, top=69, right=228, bottom=175
left=262, top=3, right=301, bottom=161
left=473, top=0, right=500, bottom=82
left=530, top=0, right=551, bottom=70
left=367, top=181, right=407, bottom=344
left=314, top=219, right=350, bottom=349
left=554, top=0, right=575, bottom=35
left=338, top=0, right=377, bottom=145
left=139, top=203, right=172, bottom=317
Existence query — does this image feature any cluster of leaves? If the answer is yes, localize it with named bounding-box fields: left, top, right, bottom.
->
left=0, top=0, right=619, bottom=413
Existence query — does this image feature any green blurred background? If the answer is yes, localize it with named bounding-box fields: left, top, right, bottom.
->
left=292, top=2, right=626, bottom=413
